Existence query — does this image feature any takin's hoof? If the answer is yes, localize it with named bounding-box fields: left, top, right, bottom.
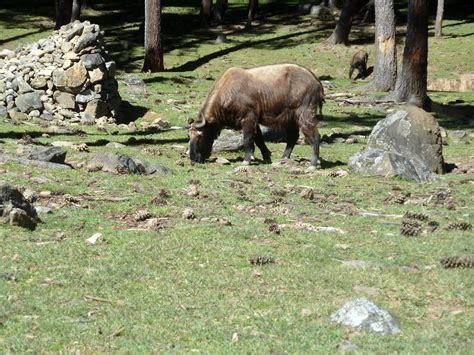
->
left=242, top=160, right=251, bottom=166
left=305, top=165, right=317, bottom=173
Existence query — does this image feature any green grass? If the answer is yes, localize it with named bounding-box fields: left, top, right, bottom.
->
left=1, top=1, right=473, bottom=352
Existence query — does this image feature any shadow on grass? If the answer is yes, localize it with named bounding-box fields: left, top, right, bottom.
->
left=431, top=101, right=474, bottom=129
left=85, top=136, right=188, bottom=147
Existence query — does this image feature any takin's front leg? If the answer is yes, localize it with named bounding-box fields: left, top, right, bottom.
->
left=241, top=122, right=256, bottom=165
left=302, top=126, right=320, bottom=169
left=255, top=126, right=272, bottom=163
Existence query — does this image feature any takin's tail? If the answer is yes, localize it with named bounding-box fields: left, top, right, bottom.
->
left=318, top=96, right=325, bottom=116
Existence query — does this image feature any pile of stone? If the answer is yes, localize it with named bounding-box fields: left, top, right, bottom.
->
left=0, top=20, right=120, bottom=124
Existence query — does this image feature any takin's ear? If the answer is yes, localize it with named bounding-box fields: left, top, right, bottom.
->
left=186, top=118, right=195, bottom=129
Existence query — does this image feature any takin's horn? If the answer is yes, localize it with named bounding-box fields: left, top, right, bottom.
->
left=195, top=118, right=207, bottom=129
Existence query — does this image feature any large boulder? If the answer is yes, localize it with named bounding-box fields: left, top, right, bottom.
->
left=0, top=182, right=41, bottom=230
left=349, top=106, right=444, bottom=182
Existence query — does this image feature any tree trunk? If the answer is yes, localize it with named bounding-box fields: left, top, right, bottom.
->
left=143, top=0, right=164, bottom=72
left=71, top=0, right=82, bottom=22
left=200, top=0, right=213, bottom=28
left=55, top=0, right=73, bottom=30
left=327, top=0, right=362, bottom=45
left=364, top=0, right=396, bottom=91
left=213, top=0, right=228, bottom=24
left=435, top=0, right=444, bottom=38
left=246, top=0, right=258, bottom=27
left=391, top=0, right=429, bottom=109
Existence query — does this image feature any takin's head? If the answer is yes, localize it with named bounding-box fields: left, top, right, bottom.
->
left=187, top=115, right=214, bottom=163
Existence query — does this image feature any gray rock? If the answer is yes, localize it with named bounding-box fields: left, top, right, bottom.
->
left=105, top=142, right=125, bottom=148
left=19, top=145, right=67, bottom=164
left=76, top=88, right=98, bottom=104
left=337, top=340, right=358, bottom=352
left=53, top=91, right=76, bottom=110
left=81, top=53, right=104, bottom=69
left=64, top=23, right=84, bottom=41
left=74, top=32, right=99, bottom=53
left=216, top=33, right=227, bottom=43
left=366, top=106, right=444, bottom=173
left=8, top=111, right=29, bottom=121
left=448, top=130, right=467, bottom=141
left=15, top=92, right=43, bottom=113
left=52, top=62, right=88, bottom=93
left=87, top=152, right=170, bottom=175
left=17, top=78, right=33, bottom=93
left=349, top=149, right=438, bottom=183
left=0, top=182, right=40, bottom=230
left=213, top=129, right=243, bottom=152
left=349, top=106, right=444, bottom=183
left=123, top=75, right=145, bottom=87
left=85, top=99, right=108, bottom=118
left=35, top=205, right=53, bottom=214
left=0, top=105, right=7, bottom=117
left=132, top=157, right=172, bottom=175
left=88, top=66, right=106, bottom=84
left=0, top=49, right=15, bottom=59
left=30, top=76, right=48, bottom=89
left=87, top=152, right=138, bottom=174
left=330, top=298, right=401, bottom=334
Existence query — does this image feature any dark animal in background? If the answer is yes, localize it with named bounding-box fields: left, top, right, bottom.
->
left=188, top=64, right=325, bottom=168
left=349, top=50, right=369, bottom=80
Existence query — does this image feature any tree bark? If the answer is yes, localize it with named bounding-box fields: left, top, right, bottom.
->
left=200, top=0, right=213, bottom=28
left=435, top=0, right=444, bottom=38
left=213, top=0, right=228, bottom=24
left=327, top=0, right=363, bottom=45
left=246, top=0, right=258, bottom=27
left=391, top=0, right=430, bottom=109
left=55, top=0, right=73, bottom=30
left=71, top=0, right=82, bottom=22
left=143, top=0, right=164, bottom=73
left=364, top=0, right=396, bottom=91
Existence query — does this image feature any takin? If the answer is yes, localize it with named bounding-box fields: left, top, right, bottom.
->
left=188, top=63, right=325, bottom=168
left=349, top=50, right=369, bottom=80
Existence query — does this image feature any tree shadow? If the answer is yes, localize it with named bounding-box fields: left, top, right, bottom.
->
left=431, top=101, right=474, bottom=129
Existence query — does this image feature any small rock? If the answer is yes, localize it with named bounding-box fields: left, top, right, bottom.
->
left=330, top=298, right=401, bottom=334
left=15, top=92, right=43, bottom=113
left=81, top=53, right=104, bottom=69
left=337, top=340, right=358, bottom=352
left=53, top=91, right=76, bottom=110
left=85, top=233, right=103, bottom=245
left=182, top=207, right=195, bottom=220
left=216, top=157, right=230, bottom=165
left=30, top=76, right=48, bottom=90
left=74, top=32, right=99, bottom=53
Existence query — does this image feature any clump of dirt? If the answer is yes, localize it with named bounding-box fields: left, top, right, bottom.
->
left=384, top=192, right=411, bottom=204
left=440, top=255, right=474, bottom=268
left=264, top=218, right=281, bottom=234
left=108, top=210, right=168, bottom=231
left=249, top=255, right=275, bottom=266
left=134, top=210, right=152, bottom=222
left=427, top=221, right=440, bottom=233
left=150, top=189, right=171, bottom=205
left=404, top=211, right=428, bottom=221
left=447, top=222, right=472, bottom=231
left=401, top=220, right=422, bottom=236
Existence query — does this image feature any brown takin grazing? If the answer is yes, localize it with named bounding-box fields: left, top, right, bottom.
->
left=349, top=50, right=369, bottom=80
left=188, top=63, right=325, bottom=168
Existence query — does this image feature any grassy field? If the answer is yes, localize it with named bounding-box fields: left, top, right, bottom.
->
left=1, top=1, right=473, bottom=352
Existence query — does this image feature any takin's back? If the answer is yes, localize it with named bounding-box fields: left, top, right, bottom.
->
left=202, top=64, right=323, bottom=125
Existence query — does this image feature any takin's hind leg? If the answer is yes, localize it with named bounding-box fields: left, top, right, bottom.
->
left=281, top=127, right=299, bottom=159
left=242, top=121, right=256, bottom=165
left=255, top=126, right=272, bottom=163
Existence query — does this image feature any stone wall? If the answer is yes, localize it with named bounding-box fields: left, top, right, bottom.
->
left=0, top=21, right=120, bottom=124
